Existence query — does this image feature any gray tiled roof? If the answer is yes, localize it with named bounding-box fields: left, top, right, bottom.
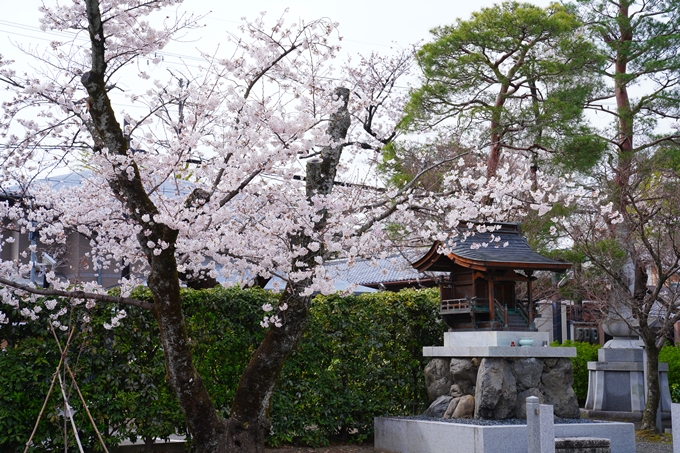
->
left=445, top=230, right=567, bottom=267
left=325, top=254, right=435, bottom=286
left=413, top=223, right=571, bottom=272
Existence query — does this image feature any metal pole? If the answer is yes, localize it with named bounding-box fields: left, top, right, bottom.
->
left=29, top=230, right=36, bottom=284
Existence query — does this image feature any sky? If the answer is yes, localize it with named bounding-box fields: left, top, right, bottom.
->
left=0, top=0, right=554, bottom=182
left=1, top=0, right=553, bottom=65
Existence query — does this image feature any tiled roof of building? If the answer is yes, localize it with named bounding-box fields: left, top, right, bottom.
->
left=413, top=222, right=571, bottom=272
left=325, top=253, right=437, bottom=286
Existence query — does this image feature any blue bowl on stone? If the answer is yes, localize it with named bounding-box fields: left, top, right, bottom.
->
left=518, top=338, right=534, bottom=347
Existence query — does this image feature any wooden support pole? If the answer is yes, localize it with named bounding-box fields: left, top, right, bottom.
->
left=488, top=279, right=495, bottom=326
left=527, top=271, right=534, bottom=328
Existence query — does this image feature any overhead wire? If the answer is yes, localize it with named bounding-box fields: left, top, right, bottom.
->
left=0, top=15, right=411, bottom=80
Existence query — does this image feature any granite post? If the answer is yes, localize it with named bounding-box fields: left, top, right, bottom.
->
left=672, top=403, right=680, bottom=453
left=527, top=396, right=555, bottom=453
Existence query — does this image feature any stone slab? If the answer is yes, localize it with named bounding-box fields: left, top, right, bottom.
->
left=374, top=417, right=634, bottom=453
left=423, top=346, right=576, bottom=358
left=587, top=362, right=643, bottom=372
left=585, top=361, right=671, bottom=413
left=580, top=409, right=671, bottom=420
left=555, top=437, right=610, bottom=448
left=555, top=437, right=611, bottom=453
left=598, top=348, right=643, bottom=363
left=672, top=403, right=680, bottom=453
left=604, top=371, right=633, bottom=412
left=444, top=331, right=550, bottom=347
left=587, top=362, right=668, bottom=372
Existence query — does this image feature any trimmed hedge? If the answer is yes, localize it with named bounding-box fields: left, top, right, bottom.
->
left=0, top=288, right=187, bottom=451
left=551, top=340, right=600, bottom=403
left=659, top=345, right=680, bottom=403
left=270, top=288, right=444, bottom=446
left=0, top=287, right=443, bottom=451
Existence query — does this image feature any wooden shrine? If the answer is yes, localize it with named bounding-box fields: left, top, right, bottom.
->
left=412, top=223, right=570, bottom=331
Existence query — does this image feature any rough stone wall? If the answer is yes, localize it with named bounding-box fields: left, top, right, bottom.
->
left=424, top=357, right=580, bottom=419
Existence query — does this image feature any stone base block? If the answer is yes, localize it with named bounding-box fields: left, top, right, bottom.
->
left=580, top=408, right=671, bottom=420
left=585, top=359, right=672, bottom=413
left=555, top=437, right=610, bottom=453
left=374, top=417, right=634, bottom=453
left=443, top=331, right=550, bottom=347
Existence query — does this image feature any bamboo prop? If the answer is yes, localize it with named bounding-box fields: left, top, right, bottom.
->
left=49, top=322, right=110, bottom=453
left=56, top=371, right=85, bottom=453
left=23, top=326, right=76, bottom=453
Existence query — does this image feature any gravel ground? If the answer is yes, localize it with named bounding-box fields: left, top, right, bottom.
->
left=635, top=432, right=674, bottom=453
left=636, top=441, right=673, bottom=453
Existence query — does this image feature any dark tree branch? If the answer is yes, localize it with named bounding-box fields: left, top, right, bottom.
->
left=0, top=277, right=153, bottom=310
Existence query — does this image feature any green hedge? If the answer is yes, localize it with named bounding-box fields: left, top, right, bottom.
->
left=270, top=288, right=444, bottom=446
left=551, top=341, right=680, bottom=405
left=0, top=286, right=443, bottom=451
left=0, top=288, right=188, bottom=451
left=551, top=340, right=600, bottom=403
left=659, top=345, right=680, bottom=403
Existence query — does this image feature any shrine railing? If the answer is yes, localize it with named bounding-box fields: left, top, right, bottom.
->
left=493, top=298, right=508, bottom=327
left=440, top=296, right=481, bottom=314
left=516, top=299, right=530, bottom=325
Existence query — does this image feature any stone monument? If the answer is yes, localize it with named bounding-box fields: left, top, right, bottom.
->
left=584, top=319, right=672, bottom=417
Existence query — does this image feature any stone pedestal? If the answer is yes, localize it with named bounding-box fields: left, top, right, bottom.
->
left=584, top=347, right=672, bottom=415
left=423, top=332, right=579, bottom=419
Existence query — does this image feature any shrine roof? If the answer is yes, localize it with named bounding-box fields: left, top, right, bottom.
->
left=412, top=222, right=571, bottom=273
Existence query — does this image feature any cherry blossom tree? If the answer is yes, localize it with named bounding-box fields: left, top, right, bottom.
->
left=0, top=1, right=567, bottom=452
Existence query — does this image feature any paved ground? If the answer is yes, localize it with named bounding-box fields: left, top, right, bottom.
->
left=265, top=436, right=675, bottom=453
left=264, top=430, right=675, bottom=453
left=266, top=447, right=379, bottom=453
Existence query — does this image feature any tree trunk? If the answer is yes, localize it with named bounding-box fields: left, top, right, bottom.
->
left=226, top=285, right=313, bottom=453
left=80, top=1, right=353, bottom=449
left=635, top=263, right=662, bottom=432
left=612, top=0, right=635, bottom=215
left=148, top=250, right=229, bottom=452
left=609, top=3, right=663, bottom=431
left=80, top=1, right=228, bottom=450
left=144, top=437, right=154, bottom=453
left=486, top=86, right=508, bottom=180
left=225, top=87, right=352, bottom=453
left=641, top=334, right=661, bottom=431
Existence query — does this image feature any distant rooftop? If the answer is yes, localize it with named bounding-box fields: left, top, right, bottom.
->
left=2, top=170, right=193, bottom=199
left=325, top=252, right=441, bottom=288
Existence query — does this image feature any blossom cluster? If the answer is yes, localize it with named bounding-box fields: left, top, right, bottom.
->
left=0, top=3, right=599, bottom=331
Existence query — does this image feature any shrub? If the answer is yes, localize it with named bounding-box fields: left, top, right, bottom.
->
left=0, top=286, right=271, bottom=451
left=0, top=286, right=443, bottom=450
left=551, top=340, right=600, bottom=403
left=269, top=288, right=444, bottom=447
left=659, top=345, right=680, bottom=403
